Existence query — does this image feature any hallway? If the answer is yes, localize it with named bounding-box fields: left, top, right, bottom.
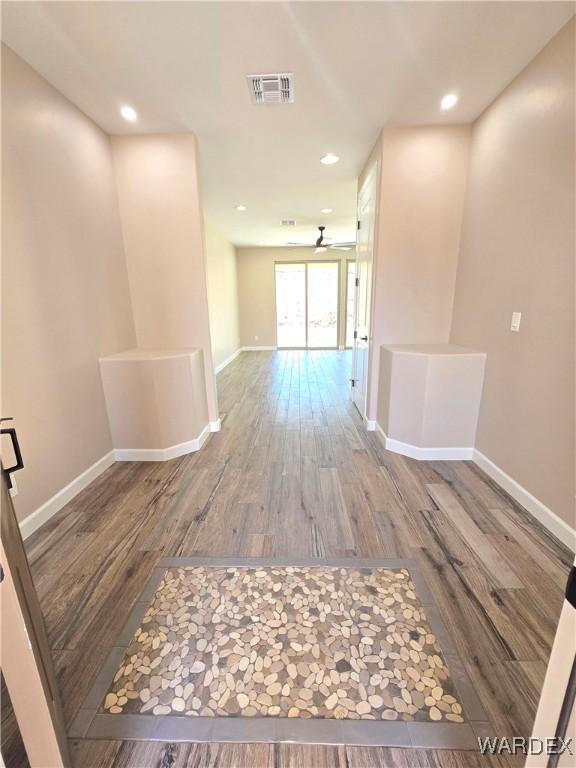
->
left=6, top=350, right=571, bottom=766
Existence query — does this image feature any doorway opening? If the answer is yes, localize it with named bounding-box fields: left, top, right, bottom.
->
left=275, top=261, right=340, bottom=349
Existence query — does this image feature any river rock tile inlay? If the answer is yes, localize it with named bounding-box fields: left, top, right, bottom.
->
left=99, top=566, right=465, bottom=722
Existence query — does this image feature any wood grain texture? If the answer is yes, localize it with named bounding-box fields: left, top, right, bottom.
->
left=2, top=351, right=571, bottom=768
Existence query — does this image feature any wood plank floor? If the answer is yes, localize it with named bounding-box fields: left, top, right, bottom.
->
left=3, top=350, right=572, bottom=768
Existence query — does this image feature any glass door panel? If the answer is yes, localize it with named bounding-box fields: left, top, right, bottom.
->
left=345, top=260, right=356, bottom=348
left=306, top=262, right=338, bottom=348
left=275, top=263, right=306, bottom=347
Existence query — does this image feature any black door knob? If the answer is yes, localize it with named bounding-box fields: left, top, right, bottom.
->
left=1, top=418, right=24, bottom=490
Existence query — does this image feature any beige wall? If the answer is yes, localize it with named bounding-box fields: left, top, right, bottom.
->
left=451, top=20, right=575, bottom=526
left=237, top=247, right=353, bottom=349
left=111, top=134, right=218, bottom=422
left=365, top=125, right=471, bottom=420
left=1, top=46, right=136, bottom=522
left=204, top=224, right=240, bottom=369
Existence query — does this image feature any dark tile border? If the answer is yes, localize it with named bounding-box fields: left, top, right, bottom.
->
left=72, top=557, right=489, bottom=749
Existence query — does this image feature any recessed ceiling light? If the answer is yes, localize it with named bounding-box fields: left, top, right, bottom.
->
left=321, top=208, right=333, bottom=214
left=120, top=105, right=138, bottom=122
left=320, top=154, right=339, bottom=165
left=235, top=204, right=247, bottom=211
left=440, top=93, right=459, bottom=111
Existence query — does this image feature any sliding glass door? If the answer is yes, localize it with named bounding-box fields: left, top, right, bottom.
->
left=275, top=261, right=339, bottom=349
left=306, top=262, right=339, bottom=348
left=275, top=263, right=306, bottom=347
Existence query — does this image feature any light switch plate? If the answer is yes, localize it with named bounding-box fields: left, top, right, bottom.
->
left=510, top=311, right=522, bottom=332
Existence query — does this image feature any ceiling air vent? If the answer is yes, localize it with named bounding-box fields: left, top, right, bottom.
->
left=281, top=219, right=296, bottom=227
left=247, top=73, right=294, bottom=104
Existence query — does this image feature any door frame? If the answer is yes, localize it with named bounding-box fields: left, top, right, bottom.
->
left=274, top=259, right=341, bottom=350
left=351, top=161, right=378, bottom=419
left=527, top=559, right=576, bottom=768
left=1, top=468, right=70, bottom=766
left=344, top=258, right=357, bottom=349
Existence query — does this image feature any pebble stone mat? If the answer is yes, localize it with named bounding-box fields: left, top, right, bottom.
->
left=71, top=557, right=490, bottom=747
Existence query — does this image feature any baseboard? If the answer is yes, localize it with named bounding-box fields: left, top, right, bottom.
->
left=214, top=349, right=241, bottom=374
left=216, top=347, right=276, bottom=365
left=19, top=451, right=115, bottom=540
left=373, top=421, right=575, bottom=549
left=473, top=449, right=576, bottom=552
left=19, top=418, right=218, bottom=539
left=374, top=422, right=474, bottom=461
left=241, top=346, right=277, bottom=351
left=114, top=423, right=212, bottom=462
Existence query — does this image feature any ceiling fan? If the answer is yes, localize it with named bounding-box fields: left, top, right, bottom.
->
left=288, top=226, right=355, bottom=253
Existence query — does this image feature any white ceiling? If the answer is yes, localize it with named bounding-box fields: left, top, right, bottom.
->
left=2, top=2, right=573, bottom=247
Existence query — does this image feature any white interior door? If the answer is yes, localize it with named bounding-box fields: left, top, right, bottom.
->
left=527, top=559, right=576, bottom=768
left=1, top=466, right=70, bottom=766
left=352, top=166, right=377, bottom=416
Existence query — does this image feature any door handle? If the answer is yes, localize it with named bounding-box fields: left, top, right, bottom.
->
left=360, top=335, right=368, bottom=342
left=1, top=418, right=24, bottom=488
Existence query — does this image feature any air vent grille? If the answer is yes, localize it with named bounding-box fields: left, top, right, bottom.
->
left=281, top=219, right=296, bottom=227
left=248, top=73, right=294, bottom=104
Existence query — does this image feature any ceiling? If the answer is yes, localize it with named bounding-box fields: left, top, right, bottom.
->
left=2, top=2, right=573, bottom=247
